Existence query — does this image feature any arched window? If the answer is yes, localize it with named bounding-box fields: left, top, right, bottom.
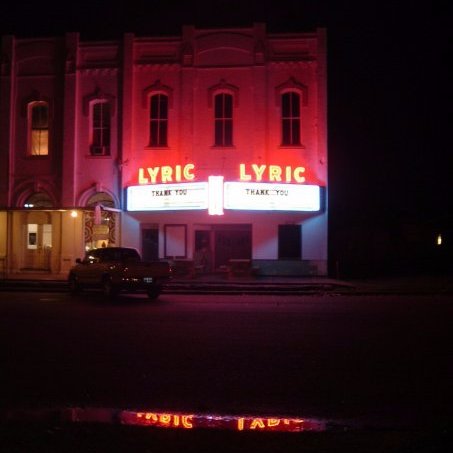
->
left=28, top=102, right=49, bottom=156
left=281, top=92, right=301, bottom=146
left=91, top=101, right=111, bottom=155
left=24, top=192, right=53, bottom=208
left=149, top=94, right=168, bottom=147
left=86, top=192, right=115, bottom=208
left=214, top=93, right=233, bottom=146
left=85, top=192, right=116, bottom=250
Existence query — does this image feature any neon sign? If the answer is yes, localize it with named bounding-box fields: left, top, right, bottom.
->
left=137, top=163, right=308, bottom=185
left=138, top=164, right=195, bottom=184
left=130, top=161, right=322, bottom=212
left=239, top=164, right=305, bottom=183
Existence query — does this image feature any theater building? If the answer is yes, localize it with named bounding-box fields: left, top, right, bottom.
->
left=0, top=24, right=327, bottom=280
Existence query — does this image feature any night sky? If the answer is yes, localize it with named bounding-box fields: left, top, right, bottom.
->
left=1, top=0, right=452, bottom=230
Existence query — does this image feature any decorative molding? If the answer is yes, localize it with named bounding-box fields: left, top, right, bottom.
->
left=142, top=80, right=174, bottom=109
left=78, top=67, right=119, bottom=75
left=134, top=63, right=179, bottom=72
left=208, top=79, right=239, bottom=107
left=20, top=90, right=53, bottom=118
left=77, top=184, right=119, bottom=208
left=82, top=86, right=116, bottom=117
left=275, top=77, right=308, bottom=106
left=13, top=178, right=58, bottom=208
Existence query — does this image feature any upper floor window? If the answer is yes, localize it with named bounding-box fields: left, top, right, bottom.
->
left=149, top=94, right=168, bottom=147
left=281, top=92, right=301, bottom=146
left=91, top=101, right=111, bottom=156
left=28, top=102, right=49, bottom=156
left=214, top=93, right=233, bottom=147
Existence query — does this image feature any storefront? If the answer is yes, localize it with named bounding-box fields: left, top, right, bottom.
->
left=122, top=162, right=326, bottom=276
left=0, top=192, right=120, bottom=280
left=1, top=24, right=328, bottom=279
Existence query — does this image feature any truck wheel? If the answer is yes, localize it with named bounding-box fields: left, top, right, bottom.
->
left=147, top=285, right=161, bottom=300
left=102, top=277, right=119, bottom=299
left=68, top=274, right=80, bottom=295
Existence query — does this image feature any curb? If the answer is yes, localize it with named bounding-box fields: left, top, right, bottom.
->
left=0, top=279, right=356, bottom=295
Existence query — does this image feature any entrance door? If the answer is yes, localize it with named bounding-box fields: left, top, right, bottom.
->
left=214, top=226, right=252, bottom=269
left=23, top=223, right=52, bottom=270
left=194, top=230, right=213, bottom=273
left=142, top=228, right=159, bottom=261
left=194, top=225, right=252, bottom=271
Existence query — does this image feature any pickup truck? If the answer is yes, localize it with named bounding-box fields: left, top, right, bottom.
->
left=68, top=247, right=171, bottom=299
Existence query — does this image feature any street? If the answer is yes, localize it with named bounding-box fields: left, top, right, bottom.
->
left=1, top=290, right=452, bottom=451
left=0, top=292, right=453, bottom=453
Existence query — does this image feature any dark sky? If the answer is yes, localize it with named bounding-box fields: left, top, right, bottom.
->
left=1, top=0, right=452, bottom=227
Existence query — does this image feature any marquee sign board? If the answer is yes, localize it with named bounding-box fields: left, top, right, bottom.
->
left=126, top=183, right=209, bottom=211
left=127, top=181, right=321, bottom=212
left=223, top=182, right=321, bottom=212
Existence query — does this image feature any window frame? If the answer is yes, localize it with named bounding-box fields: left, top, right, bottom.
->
left=275, top=78, right=308, bottom=149
left=90, top=100, right=111, bottom=156
left=213, top=92, right=234, bottom=147
left=28, top=101, right=49, bottom=156
left=148, top=93, right=169, bottom=147
left=280, top=91, right=301, bottom=147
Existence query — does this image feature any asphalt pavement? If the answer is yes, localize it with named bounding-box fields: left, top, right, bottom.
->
left=1, top=280, right=452, bottom=452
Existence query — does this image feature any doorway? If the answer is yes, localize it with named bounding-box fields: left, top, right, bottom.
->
left=22, top=222, right=52, bottom=270
left=194, top=224, right=252, bottom=271
left=142, top=228, right=159, bottom=261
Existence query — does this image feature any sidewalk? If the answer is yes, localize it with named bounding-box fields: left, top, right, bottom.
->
left=1, top=272, right=452, bottom=295
left=348, top=272, right=453, bottom=295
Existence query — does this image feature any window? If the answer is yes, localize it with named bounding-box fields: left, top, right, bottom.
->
left=281, top=92, right=301, bottom=146
left=91, top=102, right=110, bottom=155
left=164, top=224, right=187, bottom=259
left=149, top=94, right=168, bottom=147
left=26, top=224, right=52, bottom=250
left=29, top=102, right=49, bottom=156
left=214, top=93, right=233, bottom=146
left=27, top=224, right=38, bottom=249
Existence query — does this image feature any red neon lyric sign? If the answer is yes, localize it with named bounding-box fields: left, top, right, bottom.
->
left=239, top=164, right=306, bottom=183
left=121, top=411, right=326, bottom=432
left=137, top=163, right=307, bottom=184
left=138, top=164, right=195, bottom=184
